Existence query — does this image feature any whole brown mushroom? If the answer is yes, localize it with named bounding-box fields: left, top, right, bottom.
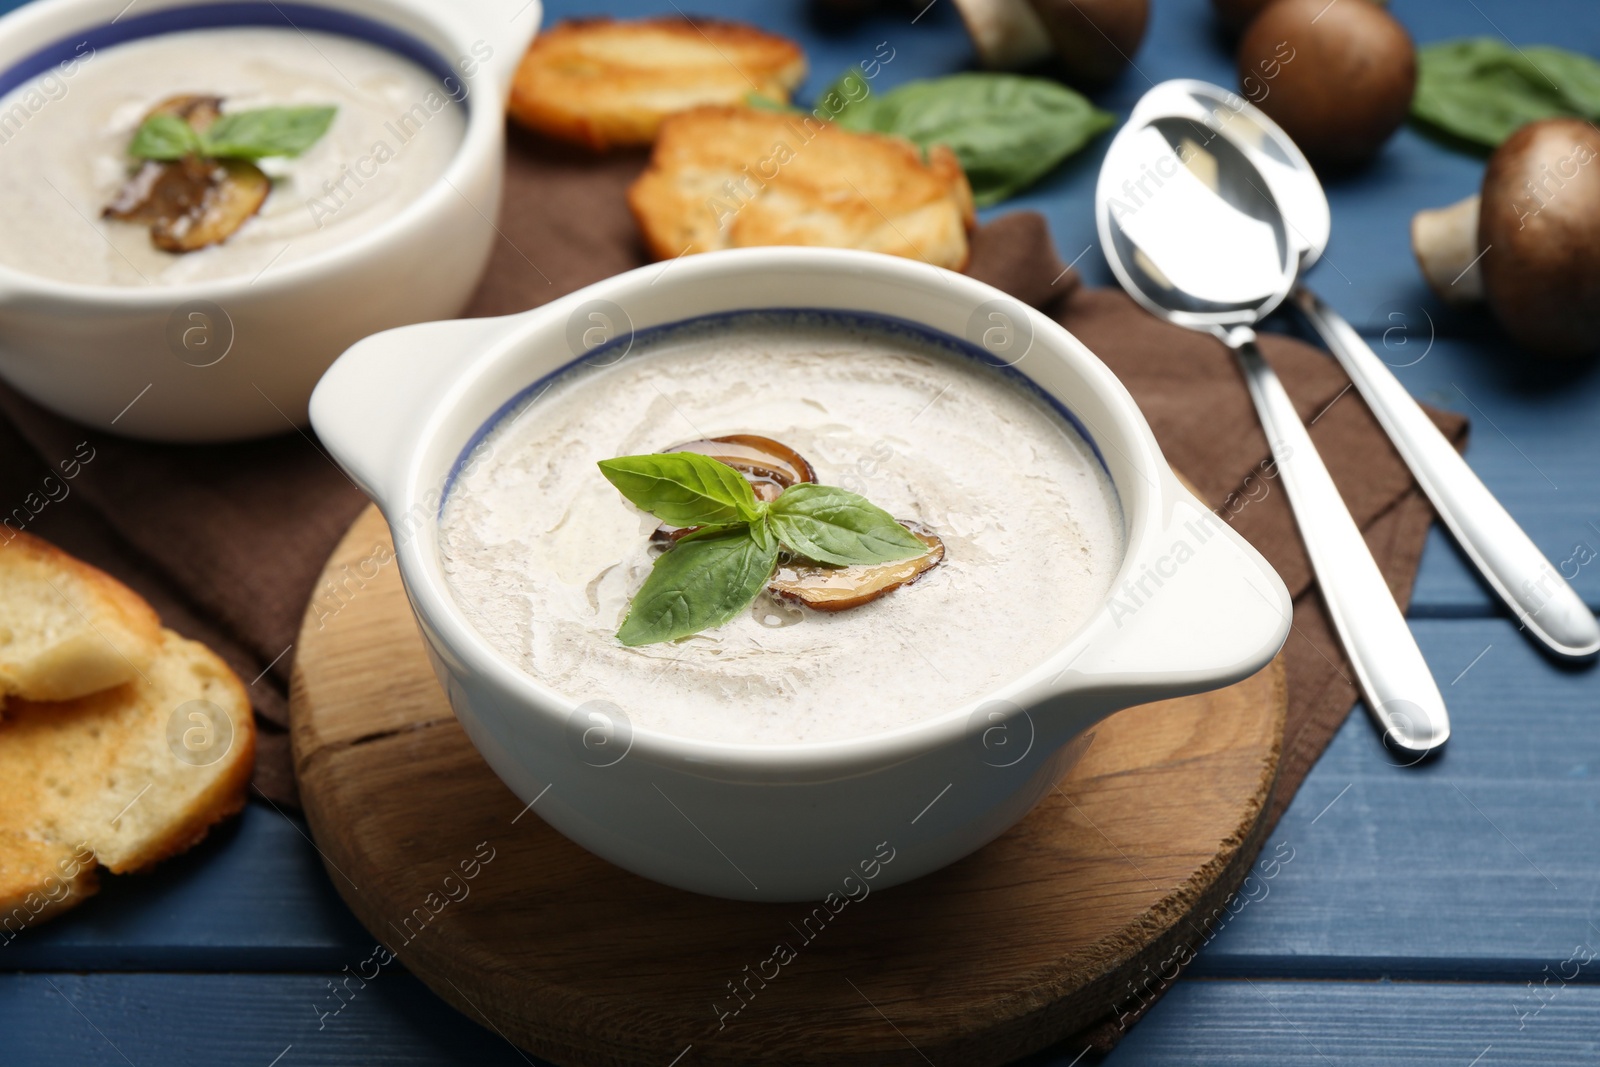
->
left=951, top=0, right=1147, bottom=86
left=1028, top=0, right=1149, bottom=86
left=1237, top=0, right=1415, bottom=167
left=1412, top=118, right=1600, bottom=361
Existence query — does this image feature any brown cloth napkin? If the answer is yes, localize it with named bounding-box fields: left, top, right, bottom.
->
left=0, top=128, right=1463, bottom=1048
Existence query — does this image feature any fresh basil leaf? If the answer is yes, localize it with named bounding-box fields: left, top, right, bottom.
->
left=199, top=106, right=338, bottom=159
left=743, top=91, right=795, bottom=113
left=1413, top=39, right=1600, bottom=148
left=128, top=113, right=203, bottom=160
left=768, top=483, right=926, bottom=566
left=816, top=66, right=872, bottom=124
left=598, top=453, right=763, bottom=527
left=616, top=526, right=779, bottom=646
left=829, top=72, right=1114, bottom=206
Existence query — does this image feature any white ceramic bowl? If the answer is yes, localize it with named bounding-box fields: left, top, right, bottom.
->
left=311, top=248, right=1292, bottom=901
left=0, top=0, right=539, bottom=442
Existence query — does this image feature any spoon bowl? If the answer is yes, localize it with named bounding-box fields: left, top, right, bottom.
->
left=1096, top=113, right=1296, bottom=334
left=1129, top=80, right=1331, bottom=269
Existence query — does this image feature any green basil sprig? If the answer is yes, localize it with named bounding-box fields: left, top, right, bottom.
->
left=824, top=69, right=1115, bottom=206
left=1413, top=39, right=1600, bottom=148
left=129, top=105, right=338, bottom=162
left=598, top=452, right=927, bottom=646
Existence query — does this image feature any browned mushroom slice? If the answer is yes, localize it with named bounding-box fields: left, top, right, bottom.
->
left=652, top=435, right=816, bottom=542
left=768, top=526, right=944, bottom=612
left=103, top=94, right=268, bottom=251
left=147, top=158, right=270, bottom=252
left=105, top=95, right=226, bottom=222
left=663, top=434, right=815, bottom=501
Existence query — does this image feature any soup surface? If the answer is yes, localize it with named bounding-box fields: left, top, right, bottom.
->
left=0, top=27, right=464, bottom=286
left=439, top=312, right=1125, bottom=745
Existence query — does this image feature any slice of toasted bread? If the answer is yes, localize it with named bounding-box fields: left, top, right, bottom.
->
left=628, top=107, right=975, bottom=270
left=509, top=17, right=806, bottom=149
left=0, top=532, right=163, bottom=703
left=0, top=629, right=255, bottom=932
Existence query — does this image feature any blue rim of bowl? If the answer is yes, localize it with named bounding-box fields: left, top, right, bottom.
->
left=439, top=306, right=1116, bottom=514
left=0, top=1, right=460, bottom=98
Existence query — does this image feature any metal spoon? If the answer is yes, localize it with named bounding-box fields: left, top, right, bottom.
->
left=1137, top=79, right=1600, bottom=661
left=1095, top=112, right=1449, bottom=754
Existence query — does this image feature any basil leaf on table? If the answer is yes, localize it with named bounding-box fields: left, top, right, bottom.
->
left=767, top=483, right=927, bottom=566
left=828, top=72, right=1115, bottom=206
left=128, top=113, right=204, bottom=160
left=616, top=526, right=780, bottom=647
left=598, top=453, right=765, bottom=527
left=1413, top=39, right=1600, bottom=148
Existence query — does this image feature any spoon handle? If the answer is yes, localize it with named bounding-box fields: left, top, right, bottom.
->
left=1291, top=288, right=1600, bottom=660
left=1229, top=332, right=1449, bottom=753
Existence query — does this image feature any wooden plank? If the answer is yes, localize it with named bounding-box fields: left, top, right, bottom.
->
left=0, top=973, right=538, bottom=1067
left=2, top=803, right=370, bottom=971
left=1195, top=617, right=1600, bottom=976
left=1101, top=979, right=1600, bottom=1065
left=5, top=974, right=1600, bottom=1066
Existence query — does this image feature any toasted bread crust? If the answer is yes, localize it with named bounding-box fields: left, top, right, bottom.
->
left=628, top=107, right=973, bottom=269
left=510, top=17, right=806, bottom=149
left=0, top=531, right=162, bottom=702
left=0, top=629, right=255, bottom=935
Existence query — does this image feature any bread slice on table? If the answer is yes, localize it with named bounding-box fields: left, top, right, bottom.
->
left=628, top=106, right=976, bottom=270
left=510, top=17, right=806, bottom=149
left=0, top=629, right=255, bottom=931
left=0, top=531, right=162, bottom=704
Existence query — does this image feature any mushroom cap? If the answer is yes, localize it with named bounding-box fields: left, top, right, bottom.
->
left=1238, top=0, right=1415, bottom=167
left=1479, top=118, right=1600, bottom=359
left=1028, top=0, right=1149, bottom=86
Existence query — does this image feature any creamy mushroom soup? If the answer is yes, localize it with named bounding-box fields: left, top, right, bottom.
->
left=439, top=312, right=1125, bottom=745
left=0, top=27, right=467, bottom=286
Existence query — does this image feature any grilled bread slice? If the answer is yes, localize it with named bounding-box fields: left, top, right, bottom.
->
left=0, top=532, right=162, bottom=704
left=628, top=106, right=975, bottom=269
left=0, top=629, right=255, bottom=931
left=509, top=17, right=806, bottom=149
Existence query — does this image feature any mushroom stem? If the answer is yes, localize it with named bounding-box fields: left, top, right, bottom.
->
left=1411, top=195, right=1484, bottom=304
left=950, top=0, right=1052, bottom=69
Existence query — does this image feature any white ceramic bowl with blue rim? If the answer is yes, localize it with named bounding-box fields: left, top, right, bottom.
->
left=0, top=0, right=539, bottom=441
left=311, top=246, right=1293, bottom=901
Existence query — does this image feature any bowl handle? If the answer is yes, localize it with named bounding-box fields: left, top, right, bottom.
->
left=1064, top=473, right=1291, bottom=706
left=310, top=316, right=518, bottom=509
left=436, top=0, right=541, bottom=98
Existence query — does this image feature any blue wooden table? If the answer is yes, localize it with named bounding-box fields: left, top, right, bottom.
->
left=4, top=0, right=1599, bottom=1063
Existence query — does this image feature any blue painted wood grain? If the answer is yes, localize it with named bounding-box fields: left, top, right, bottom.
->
left=6, top=973, right=1600, bottom=1066
left=1, top=804, right=371, bottom=970
left=1195, top=619, right=1600, bottom=978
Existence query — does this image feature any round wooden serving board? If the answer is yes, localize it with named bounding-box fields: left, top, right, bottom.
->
left=290, top=505, right=1287, bottom=1067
